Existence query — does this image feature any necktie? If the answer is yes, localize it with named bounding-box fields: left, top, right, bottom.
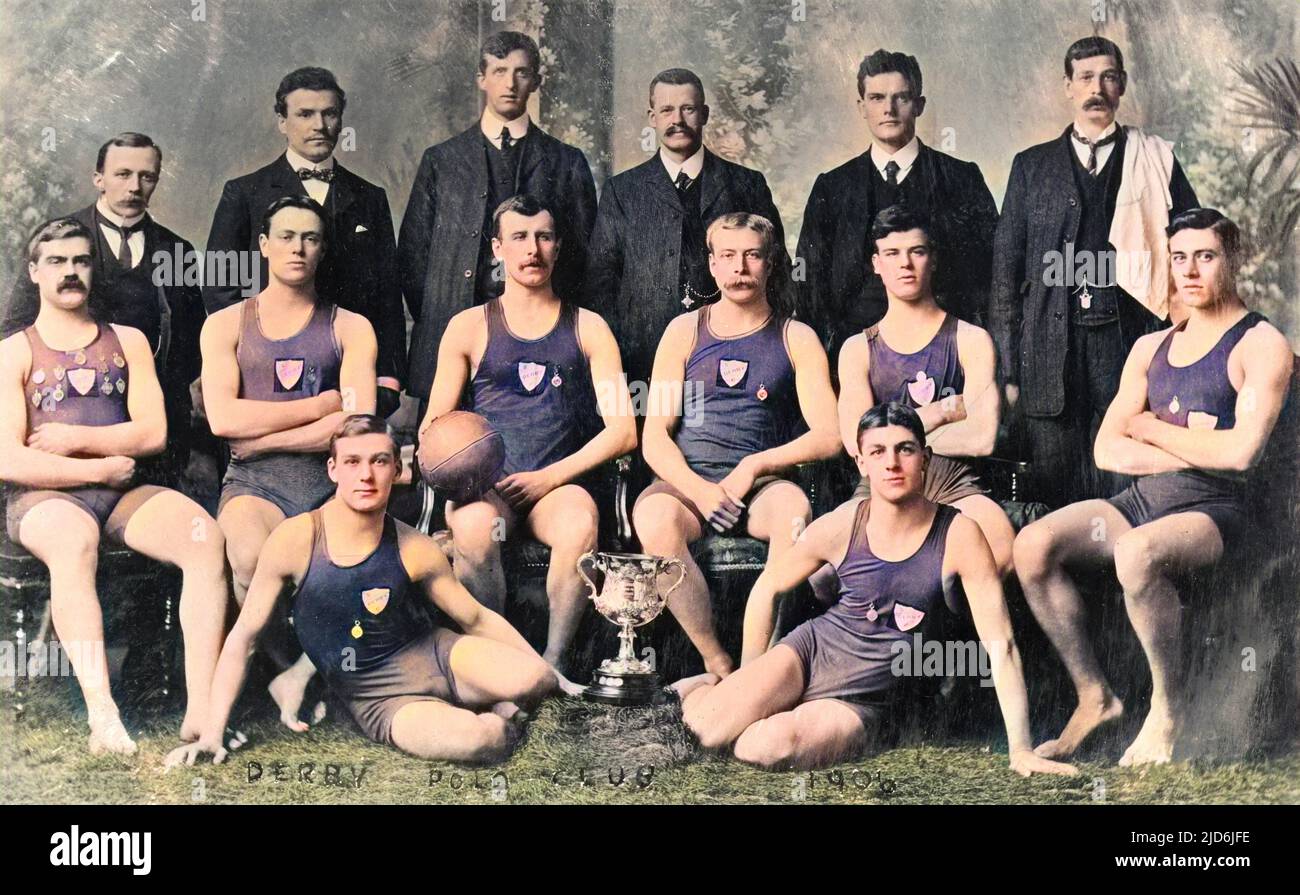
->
left=675, top=171, right=694, bottom=193
left=1071, top=129, right=1119, bottom=175
left=884, top=160, right=900, bottom=187
left=296, top=167, right=335, bottom=183
left=99, top=216, right=145, bottom=268
left=500, top=127, right=514, bottom=152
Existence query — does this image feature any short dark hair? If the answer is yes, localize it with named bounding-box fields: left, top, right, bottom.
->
left=491, top=193, right=558, bottom=239
left=27, top=217, right=94, bottom=264
left=259, top=195, right=329, bottom=246
left=95, top=132, right=161, bottom=173
left=649, top=68, right=706, bottom=106
left=275, top=67, right=346, bottom=118
left=870, top=205, right=936, bottom=254
left=857, top=401, right=927, bottom=449
left=857, top=49, right=922, bottom=99
left=1166, top=208, right=1245, bottom=272
left=1064, top=36, right=1124, bottom=78
left=480, top=31, right=541, bottom=75
left=329, top=413, right=399, bottom=461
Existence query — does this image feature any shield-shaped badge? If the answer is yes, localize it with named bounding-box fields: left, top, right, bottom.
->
left=719, top=358, right=749, bottom=388
left=275, top=358, right=305, bottom=391
left=907, top=372, right=936, bottom=406
left=362, top=587, right=390, bottom=615
left=893, top=602, right=926, bottom=632
left=518, top=361, right=547, bottom=392
left=1186, top=411, right=1219, bottom=431
left=67, top=368, right=96, bottom=396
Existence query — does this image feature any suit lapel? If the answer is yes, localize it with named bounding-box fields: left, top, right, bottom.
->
left=517, top=124, right=545, bottom=185
left=329, top=163, right=358, bottom=218
left=641, top=155, right=685, bottom=213
left=272, top=153, right=311, bottom=199
left=698, top=150, right=724, bottom=215
left=1052, top=126, right=1081, bottom=198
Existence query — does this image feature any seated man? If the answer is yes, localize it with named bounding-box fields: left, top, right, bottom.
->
left=200, top=195, right=377, bottom=723
left=1014, top=209, right=1293, bottom=766
left=635, top=212, right=839, bottom=678
left=825, top=206, right=1011, bottom=586
left=0, top=218, right=226, bottom=754
left=166, top=414, right=567, bottom=765
left=418, top=194, right=636, bottom=669
left=677, top=402, right=1076, bottom=776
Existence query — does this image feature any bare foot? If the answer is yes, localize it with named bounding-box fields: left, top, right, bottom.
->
left=1035, top=690, right=1124, bottom=759
left=268, top=669, right=310, bottom=733
left=310, top=700, right=328, bottom=725
left=1119, top=707, right=1177, bottom=767
left=88, top=715, right=137, bottom=756
left=670, top=672, right=721, bottom=702
left=491, top=701, right=528, bottom=725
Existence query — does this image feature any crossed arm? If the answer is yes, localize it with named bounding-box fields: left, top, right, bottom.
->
left=1095, top=332, right=1195, bottom=476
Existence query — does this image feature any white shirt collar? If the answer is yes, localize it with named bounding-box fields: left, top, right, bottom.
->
left=1070, top=121, right=1120, bottom=169
left=285, top=147, right=335, bottom=172
left=95, top=197, right=145, bottom=228
left=870, top=136, right=920, bottom=178
left=481, top=107, right=531, bottom=145
left=660, top=146, right=705, bottom=182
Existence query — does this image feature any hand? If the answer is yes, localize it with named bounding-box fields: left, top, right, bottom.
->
left=26, top=423, right=83, bottom=456
left=1003, top=383, right=1020, bottom=409
left=316, top=389, right=343, bottom=415
left=189, top=377, right=206, bottom=421
left=1126, top=411, right=1160, bottom=443
left=97, top=456, right=136, bottom=488
left=1010, top=749, right=1078, bottom=778
left=716, top=457, right=759, bottom=507
left=495, top=468, right=559, bottom=511
left=227, top=436, right=263, bottom=462
left=691, top=480, right=745, bottom=533
left=163, top=736, right=228, bottom=769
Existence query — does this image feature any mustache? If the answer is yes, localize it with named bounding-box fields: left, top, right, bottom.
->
left=1084, top=96, right=1112, bottom=109
left=725, top=277, right=758, bottom=289
left=57, top=278, right=87, bottom=291
left=666, top=124, right=697, bottom=137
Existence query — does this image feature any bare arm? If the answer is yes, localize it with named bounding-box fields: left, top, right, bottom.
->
left=200, top=306, right=339, bottom=439
left=417, top=309, right=477, bottom=435
left=641, top=314, right=714, bottom=497
left=837, top=334, right=874, bottom=457
left=1094, top=332, right=1194, bottom=475
left=927, top=323, right=999, bottom=457
left=1129, top=325, right=1293, bottom=474
left=29, top=326, right=166, bottom=458
left=741, top=321, right=841, bottom=476
left=950, top=515, right=1076, bottom=777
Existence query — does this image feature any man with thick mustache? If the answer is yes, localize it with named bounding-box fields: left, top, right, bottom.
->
left=204, top=67, right=405, bottom=416
left=991, top=37, right=1199, bottom=506
left=585, top=68, right=785, bottom=389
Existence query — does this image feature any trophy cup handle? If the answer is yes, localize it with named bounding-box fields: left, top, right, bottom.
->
left=576, top=551, right=600, bottom=601
left=660, top=557, right=687, bottom=600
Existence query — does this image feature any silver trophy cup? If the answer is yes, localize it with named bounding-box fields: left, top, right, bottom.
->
left=577, top=551, right=685, bottom=705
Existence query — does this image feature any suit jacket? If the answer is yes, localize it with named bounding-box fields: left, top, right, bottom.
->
left=2, top=203, right=205, bottom=477
left=990, top=126, right=1198, bottom=417
left=584, top=149, right=785, bottom=384
left=398, top=124, right=597, bottom=400
left=203, top=154, right=406, bottom=384
left=797, top=139, right=998, bottom=362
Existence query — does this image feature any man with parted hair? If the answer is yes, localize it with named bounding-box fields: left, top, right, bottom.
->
left=0, top=217, right=228, bottom=755
left=400, top=31, right=597, bottom=422
left=797, top=49, right=998, bottom=365
left=1013, top=209, right=1292, bottom=767
left=166, top=413, right=567, bottom=766
left=2, top=132, right=207, bottom=490
left=635, top=212, right=838, bottom=678
left=204, top=67, right=406, bottom=416
left=991, top=36, right=1200, bottom=508
left=585, top=67, right=786, bottom=389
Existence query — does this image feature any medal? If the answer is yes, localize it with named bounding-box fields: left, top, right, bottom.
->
left=53, top=365, right=65, bottom=381
left=101, top=379, right=114, bottom=395
left=112, top=352, right=125, bottom=368
left=865, top=601, right=879, bottom=622
left=31, top=369, right=45, bottom=385
left=31, top=389, right=41, bottom=407
left=756, top=384, right=768, bottom=401
left=116, top=378, right=126, bottom=394
left=52, top=386, right=64, bottom=402
left=1170, top=396, right=1180, bottom=415
left=74, top=350, right=87, bottom=365
left=551, top=372, right=563, bottom=387
left=351, top=620, right=364, bottom=639
left=1078, top=281, right=1092, bottom=310
left=306, top=365, right=318, bottom=386
left=98, top=360, right=109, bottom=374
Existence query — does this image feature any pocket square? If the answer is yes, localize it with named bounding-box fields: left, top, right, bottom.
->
left=355, top=223, right=369, bottom=233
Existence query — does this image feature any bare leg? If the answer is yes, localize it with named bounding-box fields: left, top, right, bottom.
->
left=389, top=699, right=517, bottom=762
left=1013, top=499, right=1130, bottom=759
left=113, top=489, right=228, bottom=742
left=445, top=490, right=516, bottom=616
left=682, top=643, right=806, bottom=750
left=634, top=493, right=732, bottom=676
left=446, top=634, right=556, bottom=709
left=1113, top=512, right=1223, bottom=767
left=952, top=493, right=1017, bottom=579
left=18, top=501, right=133, bottom=754
left=745, top=482, right=811, bottom=648
left=525, top=485, right=600, bottom=667
left=734, top=699, right=876, bottom=770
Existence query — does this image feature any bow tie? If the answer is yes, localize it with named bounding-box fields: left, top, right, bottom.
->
left=297, top=167, right=335, bottom=183
left=1071, top=129, right=1119, bottom=175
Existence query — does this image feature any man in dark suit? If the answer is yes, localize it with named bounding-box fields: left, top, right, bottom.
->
left=2, top=132, right=205, bottom=487
left=399, top=31, right=597, bottom=413
left=204, top=67, right=405, bottom=416
left=585, top=67, right=786, bottom=388
left=797, top=49, right=999, bottom=366
left=991, top=37, right=1199, bottom=507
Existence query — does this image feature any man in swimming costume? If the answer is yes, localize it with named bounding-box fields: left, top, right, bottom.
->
left=166, top=414, right=563, bottom=764
left=677, top=402, right=1077, bottom=775
left=1014, top=208, right=1293, bottom=766
left=635, top=212, right=840, bottom=678
left=419, top=194, right=636, bottom=669
left=0, top=217, right=227, bottom=754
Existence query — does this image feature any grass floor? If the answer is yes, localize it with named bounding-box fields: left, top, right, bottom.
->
left=3, top=678, right=1298, bottom=805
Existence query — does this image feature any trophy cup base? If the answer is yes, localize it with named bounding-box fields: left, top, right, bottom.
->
left=582, top=670, right=665, bottom=707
